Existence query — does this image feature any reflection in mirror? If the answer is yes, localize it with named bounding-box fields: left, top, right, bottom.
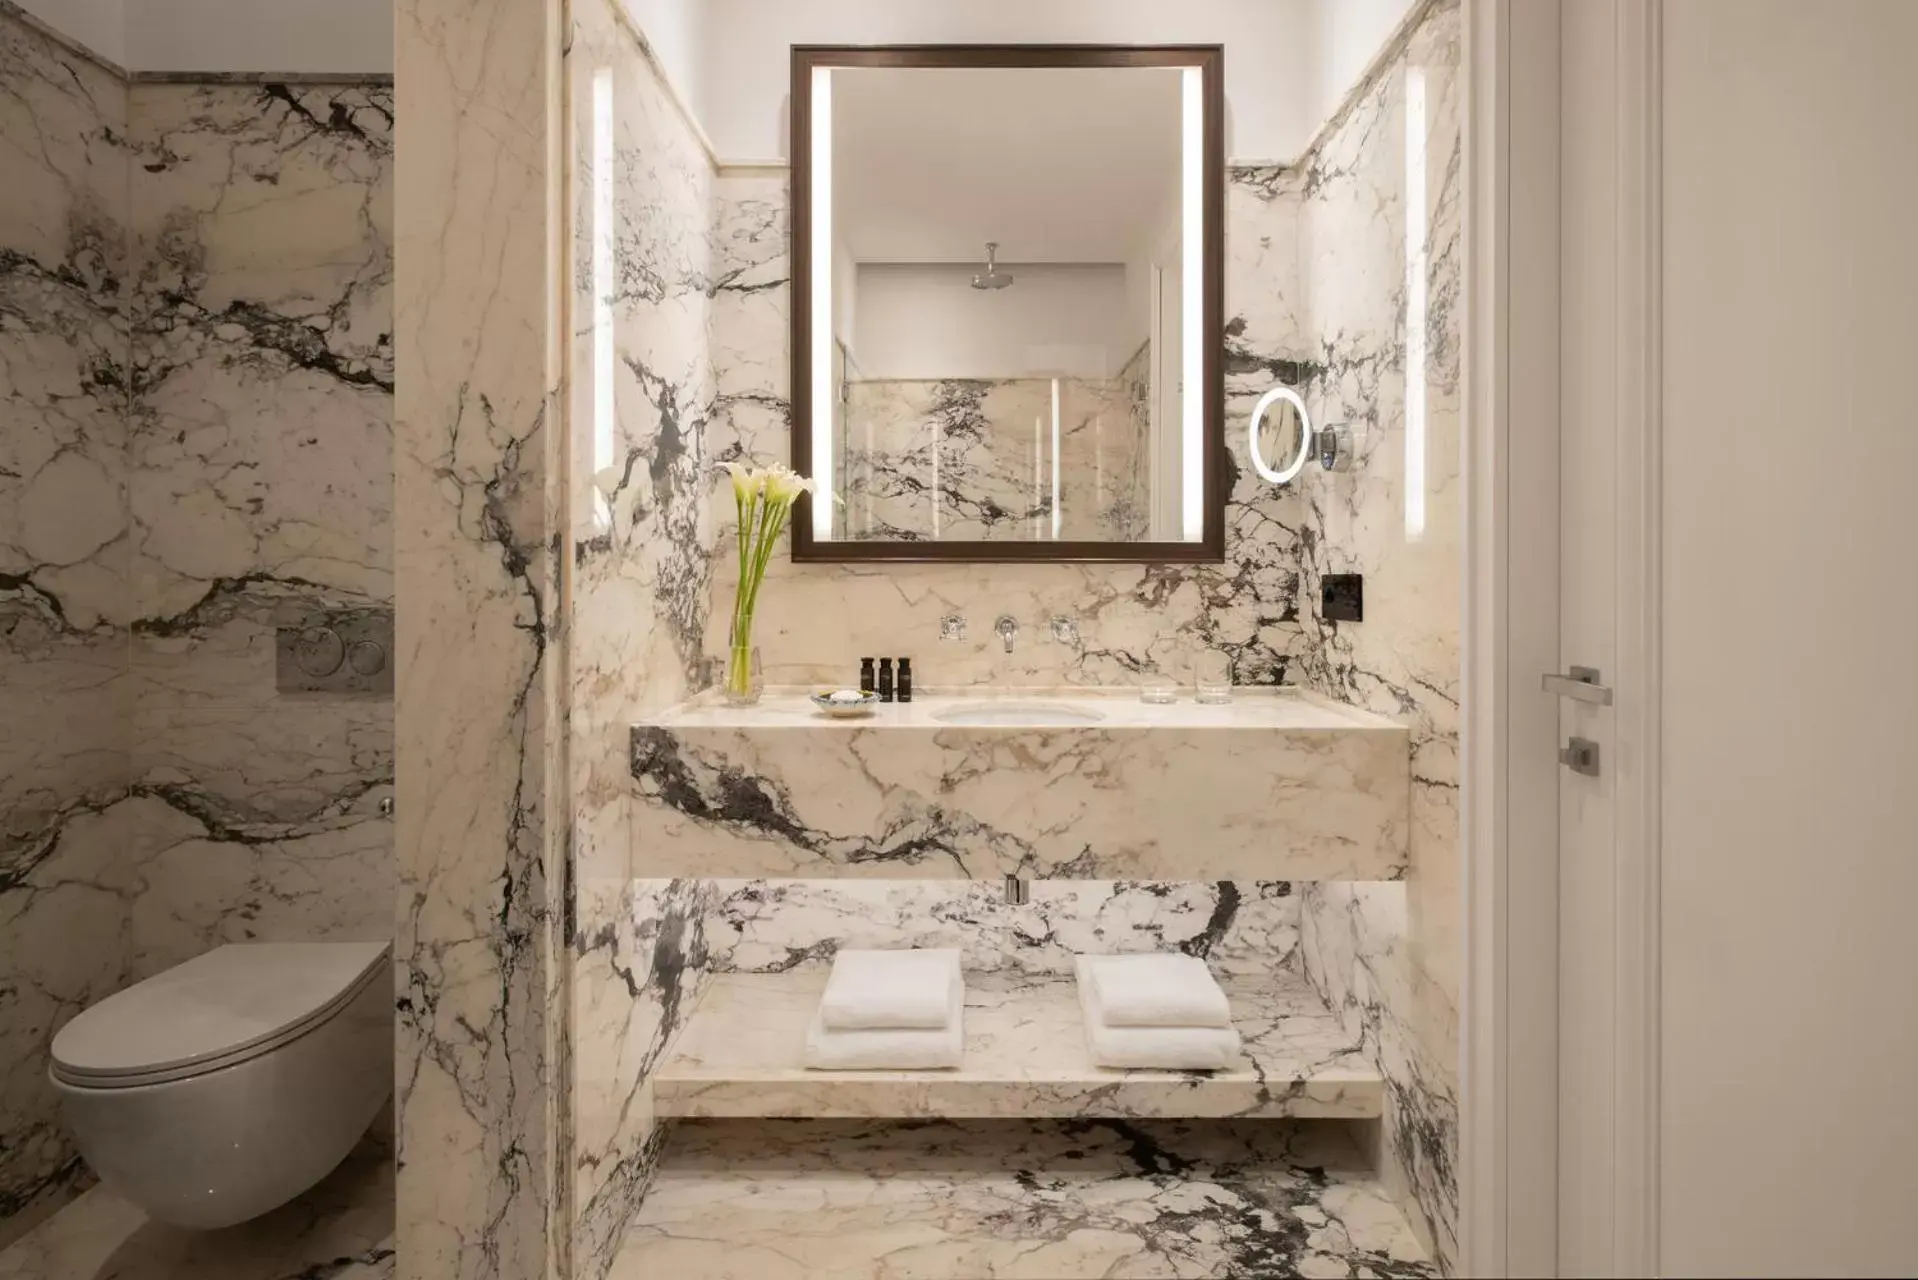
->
left=793, top=50, right=1223, bottom=562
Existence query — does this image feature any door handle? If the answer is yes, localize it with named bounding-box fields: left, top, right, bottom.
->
left=1542, top=666, right=1613, bottom=706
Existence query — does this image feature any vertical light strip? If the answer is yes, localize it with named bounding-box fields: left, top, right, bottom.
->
left=1032, top=412, right=1043, bottom=540
left=1180, top=66, right=1205, bottom=542
left=591, top=68, right=615, bottom=530
left=1050, top=377, right=1063, bottom=539
left=810, top=67, right=836, bottom=538
left=1404, top=68, right=1429, bottom=542
left=929, top=389, right=941, bottom=539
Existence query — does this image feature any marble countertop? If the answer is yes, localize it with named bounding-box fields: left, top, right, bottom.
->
left=639, top=686, right=1407, bottom=733
left=653, top=968, right=1381, bottom=1121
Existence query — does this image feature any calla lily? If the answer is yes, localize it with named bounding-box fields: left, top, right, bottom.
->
left=762, top=465, right=817, bottom=506
left=717, top=459, right=816, bottom=704
left=716, top=460, right=764, bottom=503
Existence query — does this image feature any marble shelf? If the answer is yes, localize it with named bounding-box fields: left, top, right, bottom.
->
left=613, top=1118, right=1436, bottom=1279
left=653, top=968, right=1381, bottom=1121
left=630, top=687, right=1411, bottom=881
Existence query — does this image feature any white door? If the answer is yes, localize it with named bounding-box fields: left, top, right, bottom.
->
left=1534, top=1, right=1918, bottom=1275
left=1554, top=1, right=1626, bottom=1272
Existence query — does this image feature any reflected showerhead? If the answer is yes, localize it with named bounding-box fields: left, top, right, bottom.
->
left=971, top=241, right=1014, bottom=291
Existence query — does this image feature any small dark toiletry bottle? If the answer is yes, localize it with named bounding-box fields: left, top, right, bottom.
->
left=860, top=657, right=876, bottom=695
left=877, top=658, right=895, bottom=703
left=897, top=658, right=913, bottom=703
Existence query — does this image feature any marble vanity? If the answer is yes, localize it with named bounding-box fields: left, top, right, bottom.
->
left=629, top=688, right=1411, bottom=881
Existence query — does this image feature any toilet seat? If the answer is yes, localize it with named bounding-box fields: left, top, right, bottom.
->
left=51, top=941, right=390, bottom=1090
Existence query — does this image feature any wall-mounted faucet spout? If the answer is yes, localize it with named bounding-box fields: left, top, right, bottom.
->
left=994, top=616, right=1019, bottom=653
left=1004, top=875, right=1029, bottom=906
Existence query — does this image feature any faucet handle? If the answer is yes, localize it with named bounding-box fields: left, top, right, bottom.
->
left=1049, top=616, right=1080, bottom=645
left=939, top=614, right=967, bottom=641
left=993, top=615, right=1019, bottom=654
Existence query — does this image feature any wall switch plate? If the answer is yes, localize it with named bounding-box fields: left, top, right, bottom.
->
left=276, top=607, right=394, bottom=696
left=1322, top=573, right=1364, bottom=623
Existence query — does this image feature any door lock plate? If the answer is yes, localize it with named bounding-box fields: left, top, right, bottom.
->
left=1560, top=736, right=1601, bottom=777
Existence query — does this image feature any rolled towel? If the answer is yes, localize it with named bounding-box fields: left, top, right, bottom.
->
left=1082, top=952, right=1232, bottom=1029
left=819, top=947, right=963, bottom=1031
left=1077, top=957, right=1240, bottom=1071
left=805, top=977, right=964, bottom=1071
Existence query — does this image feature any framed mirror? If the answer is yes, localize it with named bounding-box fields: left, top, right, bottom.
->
left=790, top=45, right=1225, bottom=563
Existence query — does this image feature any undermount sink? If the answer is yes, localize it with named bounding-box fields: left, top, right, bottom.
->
left=933, top=702, right=1107, bottom=727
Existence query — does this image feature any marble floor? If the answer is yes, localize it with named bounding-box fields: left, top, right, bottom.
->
left=615, top=1118, right=1435, bottom=1279
left=0, top=1129, right=394, bottom=1280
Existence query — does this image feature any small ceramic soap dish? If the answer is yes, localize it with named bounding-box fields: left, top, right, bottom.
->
left=810, top=688, right=880, bottom=718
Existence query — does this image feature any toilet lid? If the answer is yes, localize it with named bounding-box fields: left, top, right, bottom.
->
left=51, top=941, right=390, bottom=1086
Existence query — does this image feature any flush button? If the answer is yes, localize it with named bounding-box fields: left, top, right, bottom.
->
left=295, top=627, right=346, bottom=676
left=347, top=640, right=386, bottom=676
left=276, top=607, right=394, bottom=697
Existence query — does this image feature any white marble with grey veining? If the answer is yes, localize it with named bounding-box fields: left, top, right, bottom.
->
left=616, top=1118, right=1435, bottom=1279
left=703, top=878, right=1302, bottom=979
left=653, top=968, right=1380, bottom=1121
left=631, top=690, right=1409, bottom=881
left=563, top=1, right=730, bottom=1274
left=1291, top=0, right=1464, bottom=1266
left=393, top=0, right=567, bottom=1274
left=0, top=7, right=132, bottom=1236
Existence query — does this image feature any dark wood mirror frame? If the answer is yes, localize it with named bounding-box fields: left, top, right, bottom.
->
left=788, top=44, right=1227, bottom=564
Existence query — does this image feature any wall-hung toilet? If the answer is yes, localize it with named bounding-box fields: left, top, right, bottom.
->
left=49, top=940, right=393, bottom=1229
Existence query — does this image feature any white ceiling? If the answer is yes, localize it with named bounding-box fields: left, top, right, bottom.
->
left=832, top=66, right=1183, bottom=265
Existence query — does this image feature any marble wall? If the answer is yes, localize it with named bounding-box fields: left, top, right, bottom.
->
left=703, top=880, right=1300, bottom=979
left=1292, top=1, right=1463, bottom=1267
left=0, top=9, right=131, bottom=1238
left=392, top=0, right=569, bottom=1272
left=124, top=79, right=395, bottom=980
left=1, top=4, right=397, bottom=1246
left=563, top=0, right=720, bottom=1273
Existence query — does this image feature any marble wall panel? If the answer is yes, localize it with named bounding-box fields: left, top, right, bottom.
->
left=1292, top=0, right=1463, bottom=1266
left=702, top=879, right=1300, bottom=979
left=563, top=1, right=721, bottom=1274
left=393, top=0, right=568, bottom=1273
left=124, top=81, right=395, bottom=982
left=0, top=7, right=130, bottom=1240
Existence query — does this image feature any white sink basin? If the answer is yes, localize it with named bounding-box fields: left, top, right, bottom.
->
left=933, top=702, right=1107, bottom=727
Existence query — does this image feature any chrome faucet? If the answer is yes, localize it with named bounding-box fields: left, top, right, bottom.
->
left=1049, top=616, right=1080, bottom=646
left=994, top=615, right=1019, bottom=654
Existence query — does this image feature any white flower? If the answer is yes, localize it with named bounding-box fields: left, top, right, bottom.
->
left=716, top=461, right=764, bottom=504
left=762, top=465, right=818, bottom=508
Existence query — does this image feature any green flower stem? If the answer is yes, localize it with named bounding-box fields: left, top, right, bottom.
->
left=726, top=487, right=800, bottom=698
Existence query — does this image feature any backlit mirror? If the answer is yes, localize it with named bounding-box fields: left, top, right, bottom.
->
left=790, top=47, right=1225, bottom=563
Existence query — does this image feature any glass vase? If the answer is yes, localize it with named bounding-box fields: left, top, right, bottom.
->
left=723, top=618, right=763, bottom=706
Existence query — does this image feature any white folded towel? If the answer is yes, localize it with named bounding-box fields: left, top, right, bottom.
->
left=1077, top=957, right=1240, bottom=1071
left=1082, top=952, right=1233, bottom=1029
left=804, top=978, right=965, bottom=1070
left=819, top=947, right=963, bottom=1031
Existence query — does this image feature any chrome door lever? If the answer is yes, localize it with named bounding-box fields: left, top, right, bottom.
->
left=1542, top=666, right=1613, bottom=706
